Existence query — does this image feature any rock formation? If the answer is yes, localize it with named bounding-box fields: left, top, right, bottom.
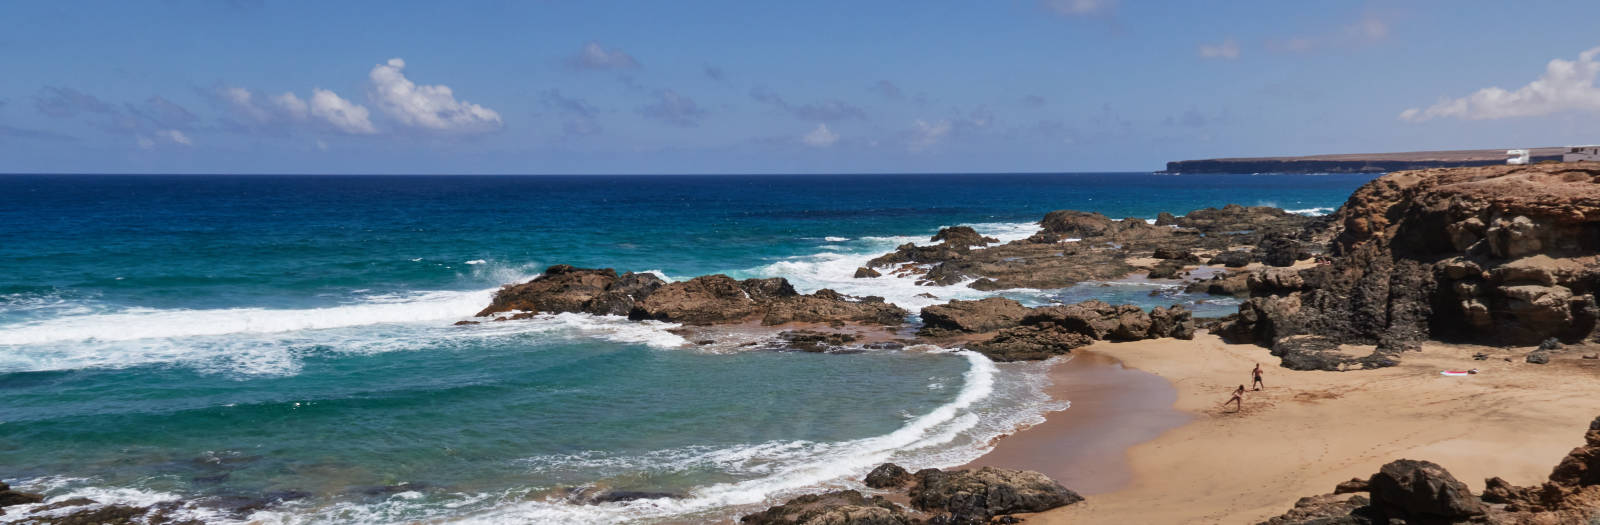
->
left=1218, top=163, right=1600, bottom=368
left=969, top=300, right=1195, bottom=362
left=741, top=465, right=1081, bottom=525
left=1262, top=414, right=1600, bottom=524
left=476, top=266, right=908, bottom=327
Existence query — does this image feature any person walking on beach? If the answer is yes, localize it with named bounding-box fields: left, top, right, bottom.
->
left=1252, top=363, right=1265, bottom=391
left=1223, top=385, right=1245, bottom=412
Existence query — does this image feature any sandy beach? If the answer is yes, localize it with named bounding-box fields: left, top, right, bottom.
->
left=976, top=332, right=1600, bottom=524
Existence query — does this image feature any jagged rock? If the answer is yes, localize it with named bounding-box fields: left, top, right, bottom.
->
left=854, top=267, right=882, bottom=278
left=864, top=463, right=912, bottom=489
left=1153, top=247, right=1201, bottom=262
left=918, top=298, right=1031, bottom=337
left=740, top=490, right=910, bottom=525
left=778, top=330, right=860, bottom=353
left=1257, top=493, right=1374, bottom=525
left=1256, top=232, right=1308, bottom=267
left=1367, top=459, right=1486, bottom=521
left=931, top=226, right=998, bottom=248
left=1039, top=210, right=1116, bottom=237
left=1538, top=337, right=1564, bottom=351
left=909, top=467, right=1083, bottom=522
left=1527, top=351, right=1550, bottom=364
left=1209, top=251, right=1253, bottom=268
left=1188, top=272, right=1251, bottom=297
left=1248, top=268, right=1306, bottom=295
left=761, top=290, right=908, bottom=326
left=477, top=265, right=667, bottom=317
left=1148, top=305, right=1196, bottom=340
left=0, top=482, right=43, bottom=508
left=1147, top=260, right=1185, bottom=279
left=632, top=274, right=766, bottom=324
left=1334, top=478, right=1369, bottom=494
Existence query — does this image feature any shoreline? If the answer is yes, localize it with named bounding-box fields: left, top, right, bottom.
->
left=961, top=351, right=1188, bottom=495
left=966, top=333, right=1600, bottom=524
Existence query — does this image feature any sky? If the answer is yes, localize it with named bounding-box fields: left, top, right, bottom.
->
left=1, top=0, right=1598, bottom=174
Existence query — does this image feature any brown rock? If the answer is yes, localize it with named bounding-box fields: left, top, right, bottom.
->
left=917, top=297, right=1031, bottom=337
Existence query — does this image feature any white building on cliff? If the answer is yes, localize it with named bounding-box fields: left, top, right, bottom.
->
left=1565, top=145, right=1600, bottom=162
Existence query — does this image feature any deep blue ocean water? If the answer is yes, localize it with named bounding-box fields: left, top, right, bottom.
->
left=0, top=173, right=1376, bottom=523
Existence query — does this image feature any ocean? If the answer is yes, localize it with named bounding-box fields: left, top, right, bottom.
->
left=0, top=173, right=1376, bottom=523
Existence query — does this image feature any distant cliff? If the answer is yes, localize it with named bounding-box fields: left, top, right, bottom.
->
left=1162, top=147, right=1565, bottom=174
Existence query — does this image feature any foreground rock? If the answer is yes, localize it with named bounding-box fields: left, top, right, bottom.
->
left=740, top=465, right=1081, bottom=525
left=1262, top=414, right=1600, bottom=524
left=739, top=490, right=911, bottom=525
left=909, top=466, right=1084, bottom=522
left=1220, top=163, right=1600, bottom=361
left=477, top=266, right=908, bottom=327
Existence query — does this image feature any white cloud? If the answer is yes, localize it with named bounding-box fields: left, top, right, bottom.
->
left=1401, top=46, right=1600, bottom=122
left=218, top=86, right=371, bottom=134
left=161, top=129, right=192, bottom=146
left=1198, top=38, right=1240, bottom=60
left=802, top=123, right=838, bottom=147
left=309, top=88, right=377, bottom=134
left=570, top=42, right=640, bottom=70
left=908, top=119, right=951, bottom=152
left=1043, top=0, right=1114, bottom=16
left=368, top=58, right=502, bottom=134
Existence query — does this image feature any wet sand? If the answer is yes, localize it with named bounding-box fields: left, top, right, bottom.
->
left=961, top=351, right=1188, bottom=495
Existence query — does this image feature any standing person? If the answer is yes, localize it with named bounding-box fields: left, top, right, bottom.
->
left=1252, top=363, right=1265, bottom=391
left=1223, top=384, right=1245, bottom=411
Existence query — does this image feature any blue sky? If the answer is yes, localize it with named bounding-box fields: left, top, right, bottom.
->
left=1, top=0, right=1597, bottom=174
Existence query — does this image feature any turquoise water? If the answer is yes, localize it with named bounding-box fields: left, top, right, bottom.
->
left=0, top=173, right=1374, bottom=523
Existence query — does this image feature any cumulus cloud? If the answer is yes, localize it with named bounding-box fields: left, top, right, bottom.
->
left=908, top=119, right=952, bottom=152
left=1198, top=37, right=1240, bottom=60
left=34, top=87, right=115, bottom=118
left=750, top=87, right=866, bottom=122
left=310, top=88, right=377, bottom=134
left=369, top=58, right=502, bottom=134
left=1043, top=0, right=1114, bottom=16
left=1401, top=46, right=1600, bottom=122
left=569, top=42, right=640, bottom=70
left=216, top=85, right=372, bottom=134
left=802, top=123, right=838, bottom=148
left=638, top=90, right=706, bottom=127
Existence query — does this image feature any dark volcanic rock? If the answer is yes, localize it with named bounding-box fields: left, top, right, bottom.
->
left=1153, top=247, right=1201, bottom=262
left=0, top=482, right=43, bottom=508
left=1226, top=163, right=1600, bottom=359
left=761, top=290, right=908, bottom=326
left=864, top=463, right=913, bottom=489
left=931, top=226, right=999, bottom=248
left=1257, top=493, right=1375, bottom=525
left=1039, top=210, right=1116, bottom=237
left=1209, top=250, right=1254, bottom=268
left=909, top=467, right=1083, bottom=522
left=477, top=265, right=665, bottom=317
left=777, top=330, right=860, bottom=352
left=1367, top=459, right=1486, bottom=521
left=854, top=266, right=882, bottom=278
left=1527, top=351, right=1551, bottom=364
left=1147, top=259, right=1186, bottom=279
left=1256, top=232, right=1309, bottom=267
left=970, top=301, right=1192, bottom=361
left=917, top=297, right=1031, bottom=337
left=739, top=490, right=910, bottom=525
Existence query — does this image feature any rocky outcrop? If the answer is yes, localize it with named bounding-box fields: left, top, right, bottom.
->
left=477, top=266, right=907, bottom=327
left=1263, top=414, right=1600, bottom=524
left=1221, top=163, right=1600, bottom=360
left=909, top=467, right=1084, bottom=523
left=739, top=490, right=912, bottom=525
left=476, top=265, right=665, bottom=317
left=917, top=298, right=1031, bottom=337
left=971, top=301, right=1194, bottom=361
left=0, top=482, right=43, bottom=511
left=862, top=204, right=1319, bottom=291
left=864, top=463, right=913, bottom=489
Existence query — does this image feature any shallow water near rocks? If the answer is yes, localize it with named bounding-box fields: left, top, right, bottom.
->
left=0, top=173, right=1373, bottom=523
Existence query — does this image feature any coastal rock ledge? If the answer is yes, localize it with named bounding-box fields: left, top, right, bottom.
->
left=742, top=465, right=1082, bottom=525
left=476, top=265, right=908, bottom=326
